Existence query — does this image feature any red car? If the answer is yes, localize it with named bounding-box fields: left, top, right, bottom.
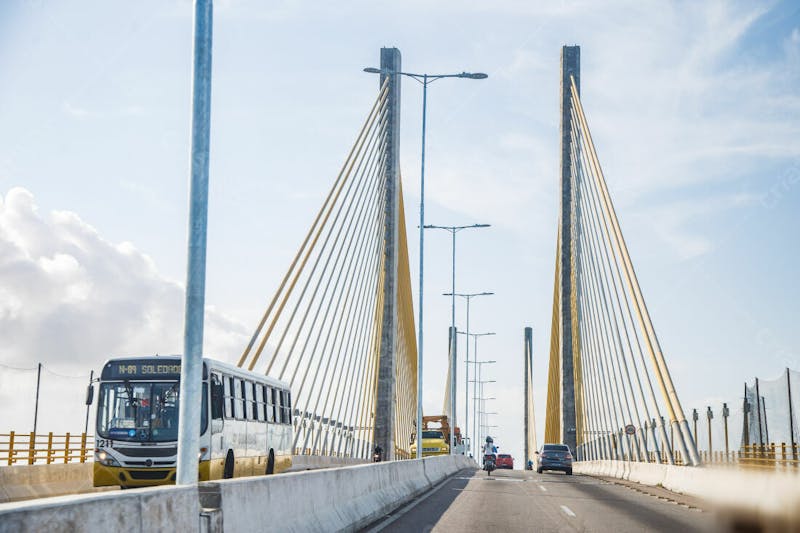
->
left=496, top=454, right=514, bottom=469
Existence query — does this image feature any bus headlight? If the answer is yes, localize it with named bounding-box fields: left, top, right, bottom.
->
left=95, top=450, right=120, bottom=467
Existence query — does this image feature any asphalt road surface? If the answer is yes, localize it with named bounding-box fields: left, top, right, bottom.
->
left=366, top=468, right=716, bottom=532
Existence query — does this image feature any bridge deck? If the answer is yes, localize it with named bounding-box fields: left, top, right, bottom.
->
left=366, top=468, right=714, bottom=532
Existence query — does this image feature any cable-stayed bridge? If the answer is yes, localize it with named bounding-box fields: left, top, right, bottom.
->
left=1, top=28, right=797, bottom=533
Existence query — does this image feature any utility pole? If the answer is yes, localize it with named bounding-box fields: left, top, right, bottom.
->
left=33, top=362, right=42, bottom=436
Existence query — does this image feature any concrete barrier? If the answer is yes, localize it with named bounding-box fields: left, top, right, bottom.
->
left=0, top=455, right=475, bottom=532
left=0, top=455, right=366, bottom=503
left=0, top=485, right=199, bottom=533
left=574, top=460, right=800, bottom=528
left=215, top=455, right=474, bottom=532
left=0, top=464, right=114, bottom=503
left=288, top=456, right=368, bottom=472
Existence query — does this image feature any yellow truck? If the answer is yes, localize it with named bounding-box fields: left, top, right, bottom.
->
left=410, top=415, right=461, bottom=457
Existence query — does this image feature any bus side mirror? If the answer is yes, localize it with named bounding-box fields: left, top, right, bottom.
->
left=85, top=384, right=94, bottom=406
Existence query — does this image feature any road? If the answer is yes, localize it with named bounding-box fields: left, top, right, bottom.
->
left=366, top=467, right=716, bottom=532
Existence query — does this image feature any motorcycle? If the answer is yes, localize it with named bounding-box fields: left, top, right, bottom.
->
left=373, top=447, right=383, bottom=463
left=483, top=454, right=496, bottom=476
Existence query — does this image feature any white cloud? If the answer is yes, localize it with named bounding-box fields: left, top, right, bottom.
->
left=0, top=187, right=249, bottom=433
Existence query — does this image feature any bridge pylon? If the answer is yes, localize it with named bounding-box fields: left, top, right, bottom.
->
left=544, top=45, right=701, bottom=466
left=374, top=46, right=402, bottom=461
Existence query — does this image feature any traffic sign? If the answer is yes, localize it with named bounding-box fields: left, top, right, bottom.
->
left=624, top=424, right=636, bottom=435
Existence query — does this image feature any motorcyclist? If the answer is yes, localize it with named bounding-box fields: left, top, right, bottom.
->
left=482, top=436, right=497, bottom=467
left=373, top=445, right=383, bottom=462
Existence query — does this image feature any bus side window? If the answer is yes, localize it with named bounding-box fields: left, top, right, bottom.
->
left=268, top=387, right=276, bottom=423
left=211, top=374, right=224, bottom=420
left=233, top=378, right=244, bottom=420
left=281, top=390, right=290, bottom=424
left=244, top=381, right=254, bottom=420
left=255, top=384, right=265, bottom=422
left=223, top=376, right=233, bottom=419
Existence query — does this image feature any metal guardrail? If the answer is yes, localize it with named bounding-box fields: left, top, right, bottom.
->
left=0, top=432, right=92, bottom=465
left=613, top=443, right=799, bottom=469
left=2, top=432, right=412, bottom=466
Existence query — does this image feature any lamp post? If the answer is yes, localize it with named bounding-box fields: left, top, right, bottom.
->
left=442, top=290, right=493, bottom=454
left=472, top=362, right=496, bottom=447
left=458, top=331, right=495, bottom=454
left=429, top=225, right=491, bottom=455
left=470, top=379, right=495, bottom=443
left=363, top=66, right=487, bottom=459
left=480, top=408, right=498, bottom=441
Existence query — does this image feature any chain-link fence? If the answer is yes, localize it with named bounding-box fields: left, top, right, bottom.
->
left=688, top=368, right=799, bottom=470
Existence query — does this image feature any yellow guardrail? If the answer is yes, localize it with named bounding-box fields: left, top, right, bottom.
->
left=0, top=432, right=92, bottom=465
left=617, top=443, right=799, bottom=469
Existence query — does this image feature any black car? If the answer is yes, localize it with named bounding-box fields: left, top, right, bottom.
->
left=535, top=443, right=573, bottom=475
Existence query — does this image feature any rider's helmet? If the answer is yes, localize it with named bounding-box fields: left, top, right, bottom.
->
left=485, top=436, right=493, bottom=443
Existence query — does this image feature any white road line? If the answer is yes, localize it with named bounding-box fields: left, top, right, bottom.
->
left=538, top=485, right=547, bottom=492
left=560, top=505, right=576, bottom=518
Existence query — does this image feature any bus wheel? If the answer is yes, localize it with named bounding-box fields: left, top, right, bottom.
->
left=223, top=450, right=235, bottom=479
left=266, top=450, right=275, bottom=475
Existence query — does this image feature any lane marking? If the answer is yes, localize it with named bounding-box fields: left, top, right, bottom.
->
left=560, top=505, right=576, bottom=518
left=538, top=485, right=547, bottom=492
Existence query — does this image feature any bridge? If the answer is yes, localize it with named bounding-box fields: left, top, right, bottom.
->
left=1, top=2, right=799, bottom=532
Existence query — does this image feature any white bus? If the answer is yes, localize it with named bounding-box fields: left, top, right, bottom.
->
left=92, top=355, right=293, bottom=488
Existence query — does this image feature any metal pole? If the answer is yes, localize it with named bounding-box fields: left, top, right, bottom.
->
left=464, top=294, right=470, bottom=455
left=473, top=343, right=478, bottom=455
left=707, top=406, right=713, bottom=457
left=742, top=383, right=750, bottom=447
left=33, top=362, right=42, bottom=436
left=755, top=378, right=764, bottom=446
left=449, top=326, right=457, bottom=454
left=723, top=402, right=730, bottom=457
left=177, top=0, right=213, bottom=486
left=416, top=74, right=427, bottom=460
left=788, top=368, right=796, bottom=460
left=84, top=370, right=94, bottom=436
left=450, top=228, right=462, bottom=455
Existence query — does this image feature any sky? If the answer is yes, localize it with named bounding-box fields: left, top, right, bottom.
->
left=0, top=0, right=798, bottom=466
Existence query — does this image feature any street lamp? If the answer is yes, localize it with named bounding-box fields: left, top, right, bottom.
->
left=458, top=331, right=495, bottom=454
left=471, top=379, right=495, bottom=444
left=472, top=361, right=496, bottom=449
left=364, top=65, right=487, bottom=460
left=442, top=290, right=493, bottom=454
left=432, top=226, right=491, bottom=453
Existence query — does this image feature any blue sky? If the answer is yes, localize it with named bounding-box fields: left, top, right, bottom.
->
left=0, top=1, right=798, bottom=464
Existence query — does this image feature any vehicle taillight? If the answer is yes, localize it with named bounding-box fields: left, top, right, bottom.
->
left=566, top=454, right=573, bottom=460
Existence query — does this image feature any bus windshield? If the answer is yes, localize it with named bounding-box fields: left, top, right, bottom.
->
left=97, top=381, right=207, bottom=442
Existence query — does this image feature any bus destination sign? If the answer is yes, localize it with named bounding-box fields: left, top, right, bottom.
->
left=101, top=359, right=183, bottom=380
